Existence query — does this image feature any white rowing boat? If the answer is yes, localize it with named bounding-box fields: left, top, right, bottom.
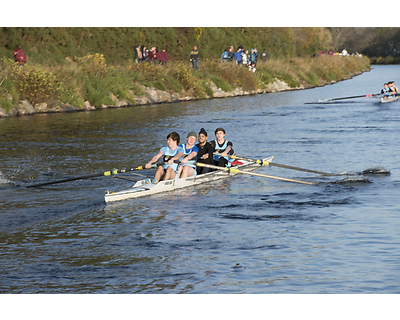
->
left=104, top=157, right=273, bottom=203
left=380, top=96, right=400, bottom=103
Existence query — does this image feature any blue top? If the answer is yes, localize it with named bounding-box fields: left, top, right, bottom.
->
left=212, top=140, right=234, bottom=167
left=234, top=50, right=243, bottom=61
left=160, top=146, right=182, bottom=171
left=178, top=143, right=198, bottom=168
left=249, top=51, right=258, bottom=62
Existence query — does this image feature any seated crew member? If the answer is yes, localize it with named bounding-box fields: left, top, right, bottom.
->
left=381, top=83, right=390, bottom=99
left=195, top=128, right=214, bottom=175
left=171, top=131, right=199, bottom=179
left=145, top=131, right=182, bottom=183
left=209, top=127, right=234, bottom=167
left=388, top=81, right=399, bottom=96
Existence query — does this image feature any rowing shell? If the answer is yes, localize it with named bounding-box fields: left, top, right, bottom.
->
left=104, top=157, right=273, bottom=203
left=381, top=96, right=400, bottom=103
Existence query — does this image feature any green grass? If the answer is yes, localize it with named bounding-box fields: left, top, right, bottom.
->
left=0, top=53, right=370, bottom=109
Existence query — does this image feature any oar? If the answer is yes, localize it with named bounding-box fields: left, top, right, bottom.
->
left=307, top=93, right=381, bottom=103
left=218, top=153, right=391, bottom=176
left=215, top=153, right=339, bottom=176
left=326, top=93, right=380, bottom=101
left=25, top=164, right=157, bottom=188
left=196, top=162, right=317, bottom=185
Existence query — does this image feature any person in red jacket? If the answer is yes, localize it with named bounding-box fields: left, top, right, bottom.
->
left=148, top=46, right=159, bottom=63
left=13, top=45, right=27, bottom=66
left=158, top=48, right=169, bottom=65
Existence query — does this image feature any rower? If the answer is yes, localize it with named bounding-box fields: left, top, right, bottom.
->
left=195, top=128, right=214, bottom=175
left=145, top=131, right=182, bottom=183
left=171, top=131, right=199, bottom=179
left=381, top=83, right=390, bottom=99
left=388, top=81, right=399, bottom=96
left=210, top=127, right=234, bottom=167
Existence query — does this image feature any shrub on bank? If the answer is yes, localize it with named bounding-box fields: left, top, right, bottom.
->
left=2, top=58, right=62, bottom=106
left=0, top=55, right=370, bottom=112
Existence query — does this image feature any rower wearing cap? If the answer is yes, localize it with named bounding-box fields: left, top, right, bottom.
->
left=171, top=131, right=199, bottom=178
left=210, top=127, right=234, bottom=167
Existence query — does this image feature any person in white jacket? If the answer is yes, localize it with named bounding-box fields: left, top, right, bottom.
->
left=242, top=49, right=249, bottom=66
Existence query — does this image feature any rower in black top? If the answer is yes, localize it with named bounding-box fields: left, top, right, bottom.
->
left=195, top=128, right=214, bottom=174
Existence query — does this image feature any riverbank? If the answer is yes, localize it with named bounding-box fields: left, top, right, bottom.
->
left=0, top=74, right=364, bottom=118
left=0, top=55, right=371, bottom=118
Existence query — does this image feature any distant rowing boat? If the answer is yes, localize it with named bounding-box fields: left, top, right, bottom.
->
left=105, top=157, right=273, bottom=203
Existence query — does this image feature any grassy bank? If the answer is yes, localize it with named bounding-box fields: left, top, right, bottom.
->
left=0, top=54, right=370, bottom=114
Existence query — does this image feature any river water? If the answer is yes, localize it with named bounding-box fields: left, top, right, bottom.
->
left=1, top=65, right=400, bottom=297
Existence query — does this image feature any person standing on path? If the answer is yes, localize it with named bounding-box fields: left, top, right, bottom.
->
left=190, top=45, right=199, bottom=70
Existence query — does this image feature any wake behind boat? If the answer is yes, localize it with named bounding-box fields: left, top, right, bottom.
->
left=104, top=157, right=273, bottom=203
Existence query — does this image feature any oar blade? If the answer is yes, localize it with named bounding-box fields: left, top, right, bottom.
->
left=361, top=167, right=390, bottom=175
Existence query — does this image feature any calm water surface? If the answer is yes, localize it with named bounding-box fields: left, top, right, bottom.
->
left=1, top=65, right=400, bottom=294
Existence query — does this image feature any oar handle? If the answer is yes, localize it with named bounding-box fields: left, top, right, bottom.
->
left=116, top=163, right=157, bottom=174
left=214, top=153, right=271, bottom=165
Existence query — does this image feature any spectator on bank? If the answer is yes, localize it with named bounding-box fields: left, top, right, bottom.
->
left=227, top=47, right=234, bottom=62
left=190, top=45, right=199, bottom=70
left=261, top=49, right=267, bottom=61
left=148, top=46, right=159, bottom=63
left=242, top=49, right=249, bottom=66
left=249, top=48, right=258, bottom=66
left=13, top=45, right=26, bottom=66
left=134, top=45, right=142, bottom=63
left=234, top=47, right=243, bottom=65
left=140, top=45, right=148, bottom=62
left=221, top=48, right=230, bottom=62
left=158, top=48, right=169, bottom=65
left=248, top=61, right=256, bottom=73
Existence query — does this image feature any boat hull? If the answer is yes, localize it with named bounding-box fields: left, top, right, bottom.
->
left=104, top=157, right=273, bottom=203
left=381, top=96, right=399, bottom=103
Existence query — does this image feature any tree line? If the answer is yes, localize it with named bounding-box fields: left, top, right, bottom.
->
left=328, top=27, right=400, bottom=63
